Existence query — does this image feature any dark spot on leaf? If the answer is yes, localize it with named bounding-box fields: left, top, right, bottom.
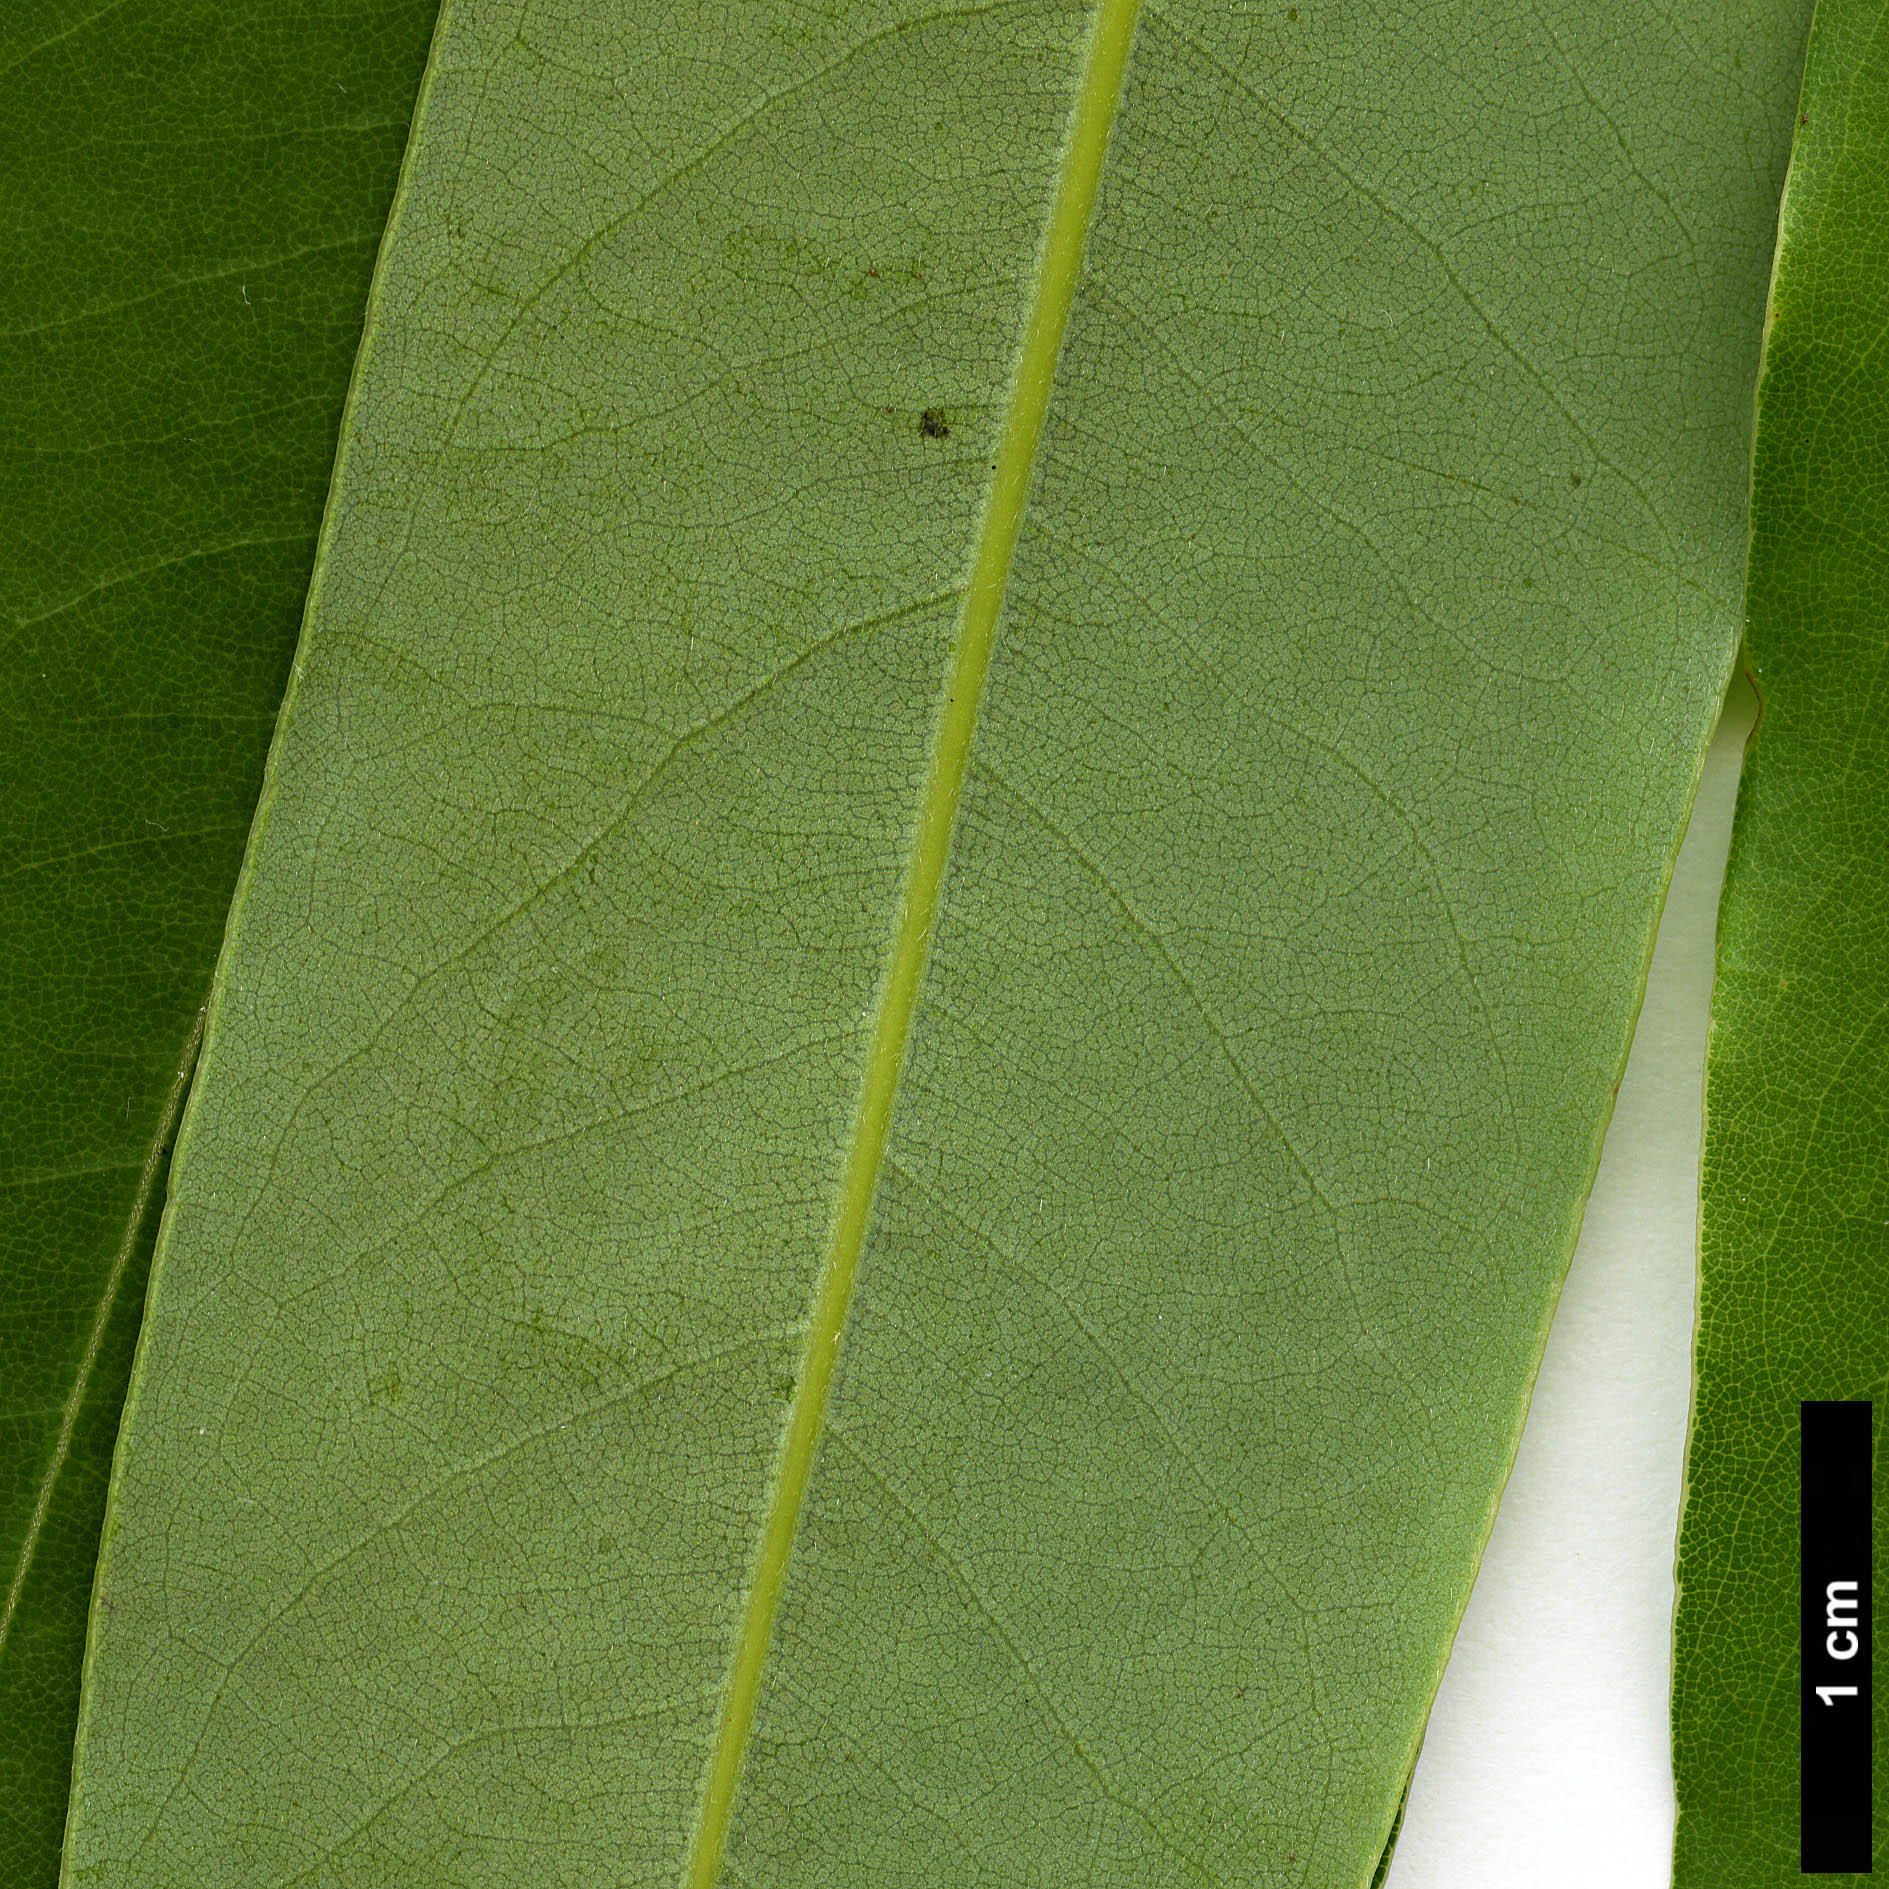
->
left=1570, top=472, right=1582, bottom=486
left=919, top=407, right=950, bottom=440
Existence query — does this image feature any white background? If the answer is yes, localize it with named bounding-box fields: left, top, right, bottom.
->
left=1384, top=680, right=1756, bottom=1888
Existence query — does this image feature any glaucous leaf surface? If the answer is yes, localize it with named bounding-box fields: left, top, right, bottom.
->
left=63, top=0, right=1807, bottom=1882
left=0, top=4, right=437, bottom=1881
left=1674, top=1, right=1889, bottom=1878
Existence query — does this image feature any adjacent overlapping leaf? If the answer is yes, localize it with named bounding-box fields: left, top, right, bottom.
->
left=1674, top=0, right=1889, bottom=1877
left=53, top=0, right=1811, bottom=1882
left=0, top=5, right=437, bottom=1881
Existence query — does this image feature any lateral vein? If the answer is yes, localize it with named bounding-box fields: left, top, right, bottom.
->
left=679, top=3, right=1141, bottom=1882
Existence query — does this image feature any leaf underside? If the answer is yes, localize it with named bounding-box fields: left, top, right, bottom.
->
left=1674, top=0, right=1889, bottom=1879
left=0, top=5, right=437, bottom=1882
left=59, top=1, right=1808, bottom=1884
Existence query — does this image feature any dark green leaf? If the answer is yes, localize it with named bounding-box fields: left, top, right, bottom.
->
left=1674, top=0, right=1889, bottom=1878
left=0, top=5, right=437, bottom=1880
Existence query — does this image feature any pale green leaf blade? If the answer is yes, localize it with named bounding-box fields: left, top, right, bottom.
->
left=64, top=2, right=1808, bottom=1883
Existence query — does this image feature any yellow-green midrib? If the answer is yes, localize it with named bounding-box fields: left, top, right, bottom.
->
left=679, top=1, right=1143, bottom=1882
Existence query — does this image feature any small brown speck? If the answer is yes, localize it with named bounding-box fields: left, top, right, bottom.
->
left=919, top=408, right=950, bottom=440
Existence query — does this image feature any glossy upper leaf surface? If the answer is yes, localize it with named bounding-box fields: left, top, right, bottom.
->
left=63, top=1, right=1807, bottom=1882
left=1674, top=0, right=1889, bottom=1878
left=0, top=5, right=437, bottom=1881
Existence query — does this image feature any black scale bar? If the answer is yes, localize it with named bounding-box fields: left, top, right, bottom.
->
left=1803, top=1399, right=1873, bottom=1873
